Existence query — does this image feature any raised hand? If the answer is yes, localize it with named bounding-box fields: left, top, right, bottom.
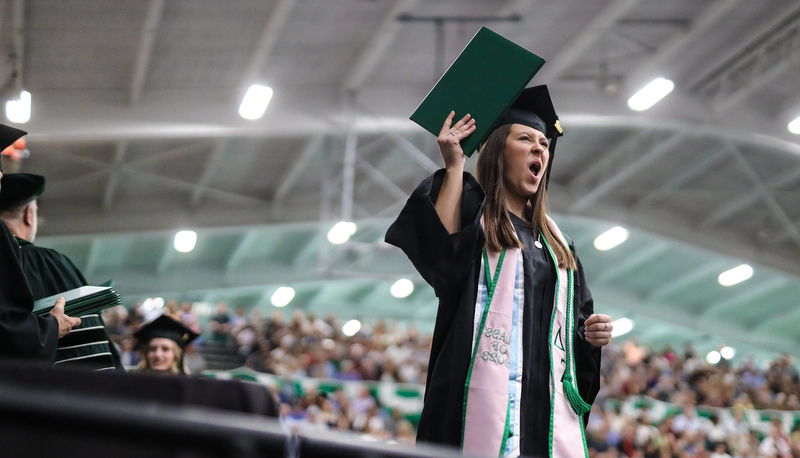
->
left=436, top=111, right=476, bottom=171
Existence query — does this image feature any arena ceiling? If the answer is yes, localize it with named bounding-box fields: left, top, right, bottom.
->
left=3, top=0, right=800, bottom=363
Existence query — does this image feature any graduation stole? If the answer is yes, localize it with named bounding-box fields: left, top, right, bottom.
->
left=462, top=244, right=517, bottom=457
left=462, top=216, right=591, bottom=458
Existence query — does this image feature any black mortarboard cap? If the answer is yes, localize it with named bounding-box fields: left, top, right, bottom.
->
left=0, top=173, right=45, bottom=212
left=491, top=85, right=563, bottom=141
left=134, top=314, right=199, bottom=349
left=0, top=123, right=27, bottom=173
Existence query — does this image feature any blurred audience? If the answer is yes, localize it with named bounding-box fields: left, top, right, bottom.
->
left=103, top=300, right=800, bottom=453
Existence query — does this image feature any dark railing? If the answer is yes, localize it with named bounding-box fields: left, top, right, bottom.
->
left=0, top=361, right=469, bottom=458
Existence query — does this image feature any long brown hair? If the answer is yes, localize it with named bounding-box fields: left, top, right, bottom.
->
left=476, top=125, right=576, bottom=269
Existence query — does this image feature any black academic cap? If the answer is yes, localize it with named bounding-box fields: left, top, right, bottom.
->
left=0, top=123, right=27, bottom=173
left=134, top=314, right=199, bottom=349
left=0, top=173, right=45, bottom=212
left=491, top=85, right=563, bottom=141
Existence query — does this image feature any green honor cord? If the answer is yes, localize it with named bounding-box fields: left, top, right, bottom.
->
left=540, top=232, right=591, bottom=416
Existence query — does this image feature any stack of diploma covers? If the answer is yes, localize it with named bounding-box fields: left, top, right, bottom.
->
left=32, top=286, right=122, bottom=317
left=410, top=26, right=546, bottom=157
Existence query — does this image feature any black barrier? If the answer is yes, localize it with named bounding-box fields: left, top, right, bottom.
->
left=297, top=430, right=472, bottom=458
left=0, top=382, right=289, bottom=458
left=0, top=378, right=473, bottom=458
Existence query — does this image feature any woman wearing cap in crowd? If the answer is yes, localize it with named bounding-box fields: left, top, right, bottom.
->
left=133, top=314, right=199, bottom=375
left=386, top=85, right=613, bottom=457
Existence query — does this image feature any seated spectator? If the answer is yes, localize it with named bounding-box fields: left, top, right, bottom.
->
left=209, top=301, right=231, bottom=344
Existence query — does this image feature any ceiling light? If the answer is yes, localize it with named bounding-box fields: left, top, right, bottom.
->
left=141, top=298, right=155, bottom=312
left=706, top=350, right=721, bottom=365
left=271, top=286, right=295, bottom=307
left=342, top=319, right=361, bottom=337
left=627, top=78, right=674, bottom=111
left=594, top=226, right=628, bottom=251
left=788, top=116, right=800, bottom=134
left=238, top=84, right=273, bottom=120
left=720, top=346, right=735, bottom=360
left=5, top=90, right=31, bottom=124
left=327, top=221, right=357, bottom=244
left=173, top=230, right=197, bottom=253
left=390, top=279, right=414, bottom=298
left=718, top=264, right=753, bottom=286
left=610, top=317, right=633, bottom=337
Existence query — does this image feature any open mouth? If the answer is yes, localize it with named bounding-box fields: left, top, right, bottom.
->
left=530, top=162, right=542, bottom=177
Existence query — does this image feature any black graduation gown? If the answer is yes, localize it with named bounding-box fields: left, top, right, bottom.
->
left=0, top=221, right=58, bottom=360
left=385, top=170, right=601, bottom=457
left=17, top=238, right=123, bottom=371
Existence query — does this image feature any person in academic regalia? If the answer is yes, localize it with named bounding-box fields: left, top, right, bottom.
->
left=0, top=124, right=81, bottom=360
left=133, top=314, right=199, bottom=375
left=0, top=172, right=123, bottom=371
left=385, top=86, right=614, bottom=457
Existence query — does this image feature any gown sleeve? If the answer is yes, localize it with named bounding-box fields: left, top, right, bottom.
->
left=385, top=169, right=486, bottom=299
left=0, top=222, right=58, bottom=360
left=571, top=249, right=602, bottom=410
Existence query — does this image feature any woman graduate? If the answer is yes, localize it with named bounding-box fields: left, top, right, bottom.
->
left=385, top=85, right=613, bottom=457
left=133, top=314, right=199, bottom=375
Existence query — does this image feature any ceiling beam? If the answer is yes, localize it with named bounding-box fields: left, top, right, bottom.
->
left=44, top=145, right=269, bottom=209
left=272, top=135, right=324, bottom=211
left=569, top=132, right=686, bottom=213
left=189, top=139, right=228, bottom=209
left=634, top=145, right=729, bottom=207
left=43, top=140, right=213, bottom=180
left=102, top=141, right=128, bottom=210
left=341, top=0, right=422, bottom=91
left=536, top=0, right=641, bottom=83
left=388, top=131, right=438, bottom=173
left=773, top=216, right=800, bottom=245
left=135, top=168, right=269, bottom=207
left=129, top=0, right=165, bottom=106
left=700, top=164, right=800, bottom=228
left=568, top=130, right=654, bottom=188
left=690, top=4, right=800, bottom=96
left=124, top=139, right=214, bottom=168
left=700, top=277, right=791, bottom=319
left=751, top=304, right=800, bottom=332
left=225, top=230, right=261, bottom=273
left=491, top=0, right=534, bottom=39
left=728, top=146, right=800, bottom=249
left=594, top=240, right=670, bottom=283
left=376, top=198, right=407, bottom=218
left=356, top=156, right=408, bottom=201
left=237, top=0, right=297, bottom=95
left=710, top=18, right=800, bottom=114
left=624, top=0, right=739, bottom=88
left=647, top=260, right=729, bottom=301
